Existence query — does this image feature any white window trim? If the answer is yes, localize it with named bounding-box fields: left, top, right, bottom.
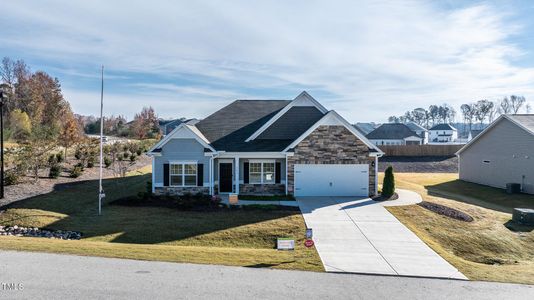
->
left=169, top=162, right=198, bottom=187
left=248, top=160, right=276, bottom=185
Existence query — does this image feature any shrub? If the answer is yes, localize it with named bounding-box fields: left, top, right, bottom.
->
left=104, top=156, right=112, bottom=168
left=123, top=152, right=129, bottom=159
left=136, top=149, right=142, bottom=156
left=49, top=165, right=61, bottom=178
left=4, top=170, right=20, bottom=186
left=70, top=165, right=83, bottom=178
left=48, top=154, right=57, bottom=165
left=56, top=152, right=64, bottom=163
left=382, top=166, right=395, bottom=198
left=87, top=156, right=95, bottom=168
left=74, top=149, right=82, bottom=160
left=129, top=153, right=137, bottom=162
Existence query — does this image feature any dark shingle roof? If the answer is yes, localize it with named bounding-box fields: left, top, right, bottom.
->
left=257, top=106, right=324, bottom=140
left=195, top=100, right=290, bottom=143
left=366, top=123, right=420, bottom=140
left=353, top=123, right=378, bottom=135
left=429, top=123, right=456, bottom=131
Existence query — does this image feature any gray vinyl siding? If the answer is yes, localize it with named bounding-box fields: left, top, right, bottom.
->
left=154, top=139, right=210, bottom=186
left=459, top=118, right=534, bottom=194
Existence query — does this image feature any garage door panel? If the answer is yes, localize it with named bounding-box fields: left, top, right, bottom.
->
left=294, top=164, right=369, bottom=197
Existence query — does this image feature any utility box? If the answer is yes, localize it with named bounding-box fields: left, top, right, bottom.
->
left=512, top=208, right=534, bottom=225
left=506, top=183, right=521, bottom=194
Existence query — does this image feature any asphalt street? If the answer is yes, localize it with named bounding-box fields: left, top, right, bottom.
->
left=0, top=251, right=532, bottom=299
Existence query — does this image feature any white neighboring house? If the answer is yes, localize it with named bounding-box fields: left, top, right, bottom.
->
left=457, top=114, right=534, bottom=194
left=428, top=124, right=458, bottom=143
left=405, top=122, right=428, bottom=144
left=366, top=123, right=424, bottom=145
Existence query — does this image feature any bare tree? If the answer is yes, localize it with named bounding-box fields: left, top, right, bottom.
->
left=461, top=103, right=475, bottom=133
left=498, top=97, right=512, bottom=114
left=509, top=95, right=526, bottom=114
left=474, top=100, right=493, bottom=124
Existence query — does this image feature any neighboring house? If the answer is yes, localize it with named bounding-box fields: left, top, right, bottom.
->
left=366, top=123, right=424, bottom=145
left=353, top=122, right=379, bottom=135
left=148, top=91, right=384, bottom=197
left=428, top=124, right=458, bottom=143
left=158, top=118, right=199, bottom=136
left=405, top=122, right=428, bottom=144
left=457, top=114, right=534, bottom=194
left=467, top=129, right=483, bottom=141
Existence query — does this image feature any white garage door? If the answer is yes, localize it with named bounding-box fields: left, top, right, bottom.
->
left=294, top=164, right=369, bottom=197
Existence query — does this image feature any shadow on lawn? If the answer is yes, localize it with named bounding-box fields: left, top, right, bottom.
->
left=424, top=179, right=534, bottom=214
left=1, top=174, right=300, bottom=246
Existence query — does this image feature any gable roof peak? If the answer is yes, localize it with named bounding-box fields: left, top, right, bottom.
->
left=245, top=91, right=328, bottom=142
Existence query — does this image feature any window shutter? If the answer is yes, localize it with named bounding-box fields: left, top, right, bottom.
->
left=243, top=162, right=249, bottom=184
left=197, top=164, right=204, bottom=186
left=163, top=163, right=170, bottom=186
left=275, top=162, right=281, bottom=184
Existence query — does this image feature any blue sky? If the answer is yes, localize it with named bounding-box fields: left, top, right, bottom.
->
left=1, top=0, right=534, bottom=122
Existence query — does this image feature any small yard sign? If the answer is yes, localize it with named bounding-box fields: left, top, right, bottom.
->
left=277, top=238, right=295, bottom=250
left=304, top=239, right=314, bottom=248
left=306, top=228, right=313, bottom=239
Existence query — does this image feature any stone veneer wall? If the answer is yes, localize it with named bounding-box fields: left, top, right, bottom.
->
left=287, top=125, right=376, bottom=196
left=154, top=186, right=209, bottom=196
left=239, top=183, right=285, bottom=195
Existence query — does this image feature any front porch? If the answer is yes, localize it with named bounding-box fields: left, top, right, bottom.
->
left=211, top=155, right=288, bottom=196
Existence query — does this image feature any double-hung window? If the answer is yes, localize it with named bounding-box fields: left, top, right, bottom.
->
left=249, top=161, right=275, bottom=184
left=170, top=163, right=197, bottom=186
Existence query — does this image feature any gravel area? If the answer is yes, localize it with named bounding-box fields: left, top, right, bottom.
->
left=378, top=156, right=458, bottom=173
left=1, top=155, right=151, bottom=207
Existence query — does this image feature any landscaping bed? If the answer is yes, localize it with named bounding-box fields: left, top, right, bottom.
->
left=417, top=201, right=473, bottom=222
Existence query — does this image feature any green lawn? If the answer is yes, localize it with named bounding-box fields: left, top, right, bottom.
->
left=381, top=173, right=534, bottom=285
left=0, top=168, right=323, bottom=272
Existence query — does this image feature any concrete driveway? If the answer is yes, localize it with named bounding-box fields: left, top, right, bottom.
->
left=298, top=190, right=467, bottom=279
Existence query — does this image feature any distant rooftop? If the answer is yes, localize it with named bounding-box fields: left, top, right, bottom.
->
left=429, top=123, right=457, bottom=131
left=366, top=123, right=421, bottom=140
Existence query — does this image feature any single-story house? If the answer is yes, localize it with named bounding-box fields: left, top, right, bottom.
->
left=147, top=91, right=384, bottom=197
left=457, top=114, right=534, bottom=194
left=366, top=123, right=424, bottom=145
left=428, top=123, right=458, bottom=143
left=405, top=122, right=428, bottom=144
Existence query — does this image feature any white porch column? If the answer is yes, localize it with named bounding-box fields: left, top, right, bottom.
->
left=209, top=156, right=214, bottom=195
left=234, top=156, right=240, bottom=194
left=285, top=154, right=288, bottom=195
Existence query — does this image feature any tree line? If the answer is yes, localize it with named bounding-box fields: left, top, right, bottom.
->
left=388, top=96, right=531, bottom=131
left=0, top=57, right=159, bottom=184
left=77, top=106, right=160, bottom=140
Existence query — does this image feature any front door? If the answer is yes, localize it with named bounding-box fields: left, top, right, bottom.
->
left=219, top=163, right=233, bottom=193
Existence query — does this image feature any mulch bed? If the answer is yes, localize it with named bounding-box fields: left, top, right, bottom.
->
left=372, top=193, right=399, bottom=202
left=418, top=201, right=473, bottom=222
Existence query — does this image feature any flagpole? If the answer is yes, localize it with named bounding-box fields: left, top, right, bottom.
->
left=98, top=65, right=105, bottom=216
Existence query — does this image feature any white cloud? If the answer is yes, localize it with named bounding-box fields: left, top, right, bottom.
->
left=1, top=0, right=534, bottom=122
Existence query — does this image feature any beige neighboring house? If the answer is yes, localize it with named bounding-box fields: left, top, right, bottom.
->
left=456, top=114, right=534, bottom=194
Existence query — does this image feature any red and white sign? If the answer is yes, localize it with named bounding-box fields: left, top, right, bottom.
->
left=304, top=239, right=314, bottom=248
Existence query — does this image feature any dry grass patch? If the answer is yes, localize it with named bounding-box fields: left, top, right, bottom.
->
left=381, top=173, right=534, bottom=284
